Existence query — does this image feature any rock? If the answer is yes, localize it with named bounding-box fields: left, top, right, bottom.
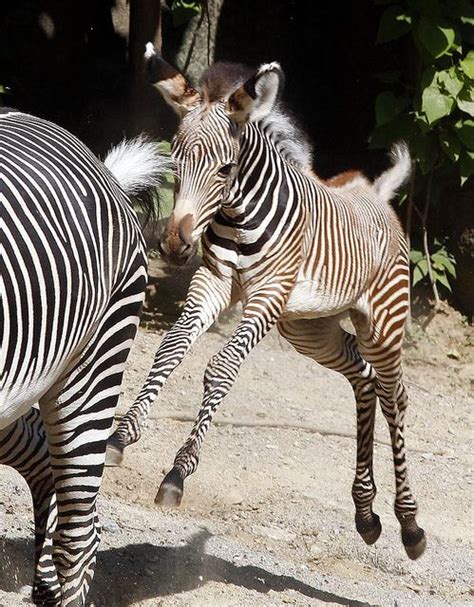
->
left=252, top=524, right=296, bottom=542
left=102, top=521, right=120, bottom=534
left=19, top=584, right=33, bottom=597
left=225, top=490, right=244, bottom=506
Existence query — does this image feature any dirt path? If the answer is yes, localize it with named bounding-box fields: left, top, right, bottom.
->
left=1, top=261, right=473, bottom=606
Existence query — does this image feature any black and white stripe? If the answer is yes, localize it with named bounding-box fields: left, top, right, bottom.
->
left=109, top=55, right=425, bottom=560
left=1, top=108, right=166, bottom=605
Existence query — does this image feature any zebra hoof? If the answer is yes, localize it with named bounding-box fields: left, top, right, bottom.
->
left=155, top=468, right=183, bottom=507
left=356, top=512, right=382, bottom=545
left=403, top=528, right=427, bottom=560
left=105, top=439, right=124, bottom=467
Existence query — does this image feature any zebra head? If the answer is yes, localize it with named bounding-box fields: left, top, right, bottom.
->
left=144, top=43, right=283, bottom=264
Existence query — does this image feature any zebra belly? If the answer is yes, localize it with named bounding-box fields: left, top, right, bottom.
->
left=282, top=279, right=357, bottom=320
left=0, top=397, right=35, bottom=430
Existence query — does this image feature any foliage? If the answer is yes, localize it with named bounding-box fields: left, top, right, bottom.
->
left=410, top=239, right=457, bottom=292
left=156, top=140, right=175, bottom=218
left=371, top=0, right=474, bottom=186
left=170, top=0, right=202, bottom=27
left=131, top=141, right=174, bottom=222
left=0, top=84, right=6, bottom=106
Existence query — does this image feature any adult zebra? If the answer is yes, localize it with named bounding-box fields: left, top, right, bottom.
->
left=108, top=47, right=426, bottom=560
left=1, top=108, right=166, bottom=606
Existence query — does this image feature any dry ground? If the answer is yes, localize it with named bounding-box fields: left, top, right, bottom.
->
left=1, top=259, right=473, bottom=607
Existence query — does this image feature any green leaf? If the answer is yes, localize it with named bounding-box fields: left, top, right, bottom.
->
left=420, top=66, right=437, bottom=90
left=158, top=140, right=171, bottom=154
left=434, top=271, right=452, bottom=291
left=439, top=129, right=461, bottom=162
left=417, top=17, right=456, bottom=58
left=460, top=148, right=474, bottom=185
left=377, top=6, right=412, bottom=44
left=421, top=85, right=454, bottom=124
left=413, top=131, right=439, bottom=174
left=171, top=0, right=202, bottom=27
left=460, top=50, right=474, bottom=79
left=437, top=68, right=464, bottom=98
left=443, top=258, right=457, bottom=278
left=375, top=91, right=409, bottom=126
left=412, top=265, right=425, bottom=286
left=457, top=87, right=474, bottom=117
left=454, top=118, right=474, bottom=149
left=432, top=252, right=456, bottom=277
left=455, top=0, right=474, bottom=43
left=369, top=114, right=413, bottom=149
left=410, top=249, right=424, bottom=263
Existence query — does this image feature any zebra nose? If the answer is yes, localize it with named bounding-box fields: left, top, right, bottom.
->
left=158, top=231, right=195, bottom=265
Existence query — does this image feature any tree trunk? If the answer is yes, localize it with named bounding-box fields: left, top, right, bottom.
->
left=128, top=0, right=163, bottom=135
left=174, top=0, right=225, bottom=84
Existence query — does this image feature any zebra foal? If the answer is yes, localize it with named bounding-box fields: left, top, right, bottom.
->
left=1, top=108, right=166, bottom=605
left=108, top=47, right=426, bottom=560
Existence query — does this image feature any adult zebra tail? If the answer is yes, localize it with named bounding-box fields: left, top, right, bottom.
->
left=373, top=141, right=411, bottom=204
left=104, top=135, right=172, bottom=196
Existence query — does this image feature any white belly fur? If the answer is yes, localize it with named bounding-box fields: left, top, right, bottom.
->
left=283, top=279, right=355, bottom=320
left=0, top=375, right=59, bottom=429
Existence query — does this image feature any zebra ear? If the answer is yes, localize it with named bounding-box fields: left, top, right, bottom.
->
left=144, top=43, right=201, bottom=117
left=226, top=62, right=284, bottom=124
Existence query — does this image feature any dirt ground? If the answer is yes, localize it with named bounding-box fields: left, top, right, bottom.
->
left=1, top=258, right=473, bottom=607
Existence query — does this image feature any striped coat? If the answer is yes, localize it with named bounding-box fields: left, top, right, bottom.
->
left=1, top=108, right=165, bottom=605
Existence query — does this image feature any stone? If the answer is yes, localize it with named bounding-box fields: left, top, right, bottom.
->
left=102, top=521, right=120, bottom=534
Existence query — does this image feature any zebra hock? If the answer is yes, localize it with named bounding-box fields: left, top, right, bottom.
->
left=1, top=108, right=168, bottom=606
left=108, top=47, right=425, bottom=560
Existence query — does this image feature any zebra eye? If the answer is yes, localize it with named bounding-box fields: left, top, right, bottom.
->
left=218, top=163, right=234, bottom=177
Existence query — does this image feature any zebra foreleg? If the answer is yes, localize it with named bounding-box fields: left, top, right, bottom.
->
left=156, top=291, right=284, bottom=507
left=107, top=267, right=232, bottom=466
left=277, top=317, right=382, bottom=546
left=0, top=408, right=60, bottom=606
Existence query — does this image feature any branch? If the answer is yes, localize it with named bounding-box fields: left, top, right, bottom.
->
left=421, top=172, right=440, bottom=323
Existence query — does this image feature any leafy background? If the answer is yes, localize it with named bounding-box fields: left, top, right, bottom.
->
left=370, top=0, right=473, bottom=307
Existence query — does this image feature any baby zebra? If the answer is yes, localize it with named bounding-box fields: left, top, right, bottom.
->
left=108, top=48, right=426, bottom=560
left=1, top=109, right=167, bottom=606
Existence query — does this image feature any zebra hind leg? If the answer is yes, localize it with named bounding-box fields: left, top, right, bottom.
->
left=0, top=408, right=60, bottom=606
left=354, top=314, right=426, bottom=560
left=39, top=283, right=144, bottom=605
left=278, top=318, right=382, bottom=546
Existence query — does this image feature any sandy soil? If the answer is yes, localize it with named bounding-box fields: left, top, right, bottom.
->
left=1, top=258, right=473, bottom=607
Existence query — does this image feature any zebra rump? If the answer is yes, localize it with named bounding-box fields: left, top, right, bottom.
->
left=0, top=107, right=168, bottom=606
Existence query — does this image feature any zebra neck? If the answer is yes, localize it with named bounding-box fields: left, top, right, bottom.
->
left=223, top=125, right=305, bottom=231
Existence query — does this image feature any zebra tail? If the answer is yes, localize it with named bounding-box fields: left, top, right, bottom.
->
left=104, top=136, right=172, bottom=196
left=373, top=141, right=411, bottom=204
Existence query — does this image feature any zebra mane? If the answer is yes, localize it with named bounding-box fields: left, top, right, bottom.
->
left=200, top=62, right=254, bottom=103
left=199, top=62, right=314, bottom=170
left=260, top=106, right=314, bottom=170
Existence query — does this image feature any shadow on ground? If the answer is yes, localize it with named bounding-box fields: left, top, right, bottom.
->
left=1, top=531, right=373, bottom=607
